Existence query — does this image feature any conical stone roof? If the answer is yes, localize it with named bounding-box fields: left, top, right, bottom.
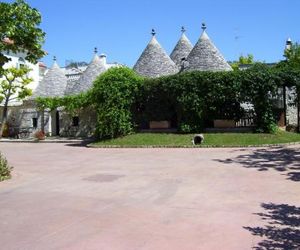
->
left=64, top=80, right=77, bottom=96
left=34, top=58, right=68, bottom=98
left=67, top=49, right=106, bottom=95
left=170, top=27, right=193, bottom=69
left=133, top=30, right=178, bottom=78
left=184, top=24, right=232, bottom=72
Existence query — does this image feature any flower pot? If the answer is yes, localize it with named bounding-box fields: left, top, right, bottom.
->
left=213, top=119, right=236, bottom=128
left=149, top=121, right=171, bottom=129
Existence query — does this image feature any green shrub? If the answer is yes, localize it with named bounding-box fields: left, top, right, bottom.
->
left=0, top=152, right=12, bottom=181
left=137, top=65, right=279, bottom=133
left=137, top=71, right=244, bottom=132
left=92, top=67, right=143, bottom=139
left=96, top=107, right=133, bottom=139
left=140, top=78, right=175, bottom=121
left=240, top=63, right=279, bottom=133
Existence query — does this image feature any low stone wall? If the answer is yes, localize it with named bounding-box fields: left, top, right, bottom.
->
left=59, top=107, right=97, bottom=138
left=0, top=103, right=50, bottom=137
left=0, top=102, right=96, bottom=138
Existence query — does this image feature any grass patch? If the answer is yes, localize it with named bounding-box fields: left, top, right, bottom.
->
left=90, top=131, right=300, bottom=147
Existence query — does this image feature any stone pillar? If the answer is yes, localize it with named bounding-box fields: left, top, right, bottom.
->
left=41, top=109, right=45, bottom=133
left=48, top=112, right=52, bottom=136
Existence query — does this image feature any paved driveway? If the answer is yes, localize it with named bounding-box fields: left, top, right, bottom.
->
left=0, top=143, right=299, bottom=250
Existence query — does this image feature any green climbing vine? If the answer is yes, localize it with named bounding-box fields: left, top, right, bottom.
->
left=36, top=63, right=300, bottom=138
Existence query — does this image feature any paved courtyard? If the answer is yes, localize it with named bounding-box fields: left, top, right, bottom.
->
left=0, top=143, right=299, bottom=250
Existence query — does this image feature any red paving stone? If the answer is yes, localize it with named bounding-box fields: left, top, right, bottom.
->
left=0, top=143, right=299, bottom=250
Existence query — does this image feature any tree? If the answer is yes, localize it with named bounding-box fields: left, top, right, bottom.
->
left=231, top=54, right=255, bottom=71
left=284, top=42, right=300, bottom=69
left=0, top=0, right=45, bottom=137
left=65, top=61, right=88, bottom=68
left=0, top=67, right=32, bottom=137
left=0, top=0, right=45, bottom=69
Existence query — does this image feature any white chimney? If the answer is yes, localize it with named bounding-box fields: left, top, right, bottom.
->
left=285, top=38, right=292, bottom=51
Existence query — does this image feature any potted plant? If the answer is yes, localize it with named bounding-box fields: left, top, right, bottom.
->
left=34, top=130, right=45, bottom=140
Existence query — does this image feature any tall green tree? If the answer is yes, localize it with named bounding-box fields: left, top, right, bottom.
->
left=0, top=0, right=45, bottom=69
left=0, top=0, right=45, bottom=137
left=0, top=66, right=33, bottom=137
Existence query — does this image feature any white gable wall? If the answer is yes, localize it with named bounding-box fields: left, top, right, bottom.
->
left=1, top=51, right=40, bottom=105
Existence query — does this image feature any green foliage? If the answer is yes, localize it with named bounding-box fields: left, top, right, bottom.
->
left=35, top=96, right=61, bottom=111
left=0, top=66, right=33, bottom=103
left=170, top=72, right=206, bottom=131
left=0, top=0, right=45, bottom=67
left=240, top=63, right=279, bottom=133
left=36, top=63, right=297, bottom=137
left=139, top=77, right=177, bottom=122
left=65, top=61, right=88, bottom=68
left=138, top=70, right=244, bottom=133
left=0, top=152, right=12, bottom=181
left=284, top=42, right=300, bottom=69
left=240, top=54, right=254, bottom=64
left=0, top=66, right=33, bottom=137
left=36, top=92, right=92, bottom=114
left=91, top=67, right=143, bottom=139
left=96, top=107, right=133, bottom=139
left=231, top=54, right=255, bottom=71
left=136, top=64, right=284, bottom=133
left=280, top=43, right=300, bottom=110
left=275, top=61, right=300, bottom=86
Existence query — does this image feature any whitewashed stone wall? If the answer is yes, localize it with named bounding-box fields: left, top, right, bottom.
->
left=59, top=107, right=97, bottom=138
left=286, top=87, right=298, bottom=126
left=1, top=51, right=40, bottom=105
left=0, top=104, right=50, bottom=137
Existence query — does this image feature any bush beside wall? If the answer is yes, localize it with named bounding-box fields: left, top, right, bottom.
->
left=36, top=64, right=300, bottom=138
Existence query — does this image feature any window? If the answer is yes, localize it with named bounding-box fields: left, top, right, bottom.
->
left=72, top=116, right=79, bottom=126
left=32, top=118, right=38, bottom=128
left=18, top=57, right=26, bottom=69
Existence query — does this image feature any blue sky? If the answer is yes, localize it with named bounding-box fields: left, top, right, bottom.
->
left=5, top=0, right=300, bottom=67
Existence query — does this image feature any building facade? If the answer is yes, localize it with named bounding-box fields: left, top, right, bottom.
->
left=0, top=48, right=120, bottom=138
left=1, top=26, right=298, bottom=138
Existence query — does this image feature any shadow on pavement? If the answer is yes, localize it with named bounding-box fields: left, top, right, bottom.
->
left=215, top=147, right=300, bottom=182
left=244, top=203, right=300, bottom=249
left=65, top=139, right=95, bottom=147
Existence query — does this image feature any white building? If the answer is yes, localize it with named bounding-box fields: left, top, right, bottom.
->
left=1, top=50, right=44, bottom=105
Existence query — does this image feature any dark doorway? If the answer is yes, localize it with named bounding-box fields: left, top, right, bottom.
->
left=56, top=111, right=60, bottom=136
left=32, top=118, right=38, bottom=129
left=72, top=116, right=79, bottom=127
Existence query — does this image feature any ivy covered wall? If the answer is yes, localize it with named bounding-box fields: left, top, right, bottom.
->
left=36, top=64, right=300, bottom=139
